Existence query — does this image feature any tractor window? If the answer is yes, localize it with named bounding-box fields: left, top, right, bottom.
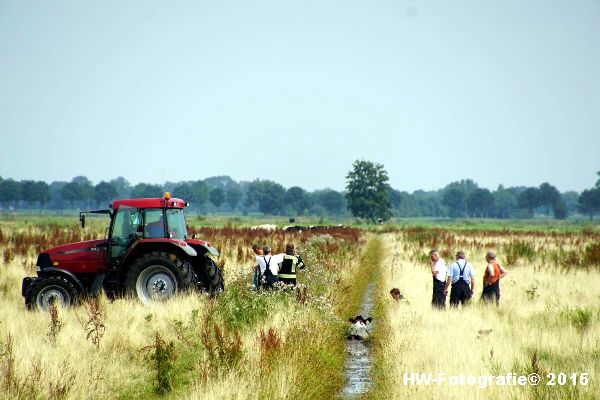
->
left=144, top=209, right=165, bottom=238
left=112, top=208, right=142, bottom=241
left=166, top=209, right=187, bottom=240
left=110, top=207, right=142, bottom=260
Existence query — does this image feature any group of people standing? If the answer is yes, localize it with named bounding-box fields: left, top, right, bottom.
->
left=251, top=242, right=306, bottom=289
left=430, top=249, right=508, bottom=308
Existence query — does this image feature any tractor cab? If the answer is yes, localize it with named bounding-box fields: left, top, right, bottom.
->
left=106, top=194, right=190, bottom=268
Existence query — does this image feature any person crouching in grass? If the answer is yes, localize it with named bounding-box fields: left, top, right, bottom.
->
left=481, top=251, right=508, bottom=306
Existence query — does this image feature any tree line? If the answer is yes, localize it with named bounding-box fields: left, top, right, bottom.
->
left=345, top=161, right=599, bottom=221
left=0, top=175, right=346, bottom=217
left=0, top=167, right=599, bottom=220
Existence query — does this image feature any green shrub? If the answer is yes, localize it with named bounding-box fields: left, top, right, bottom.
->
left=582, top=242, right=600, bottom=267
left=142, top=333, right=177, bottom=395
left=505, top=240, right=536, bottom=265
left=559, top=307, right=593, bottom=331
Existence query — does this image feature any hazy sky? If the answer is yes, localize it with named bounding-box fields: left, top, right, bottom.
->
left=1, top=1, right=598, bottom=192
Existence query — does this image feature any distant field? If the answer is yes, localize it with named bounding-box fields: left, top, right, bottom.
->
left=0, top=214, right=598, bottom=399
left=2, top=210, right=599, bottom=232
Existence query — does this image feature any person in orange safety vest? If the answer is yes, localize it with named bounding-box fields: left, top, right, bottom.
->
left=481, top=251, right=508, bottom=306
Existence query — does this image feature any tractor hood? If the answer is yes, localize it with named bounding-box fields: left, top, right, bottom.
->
left=38, top=239, right=107, bottom=270
left=45, top=239, right=108, bottom=259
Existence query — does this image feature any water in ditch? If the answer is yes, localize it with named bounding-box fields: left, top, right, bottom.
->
left=339, top=280, right=376, bottom=399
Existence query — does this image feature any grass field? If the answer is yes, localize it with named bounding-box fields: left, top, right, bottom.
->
left=0, top=213, right=598, bottom=399
left=0, top=214, right=380, bottom=399
left=370, top=228, right=600, bottom=400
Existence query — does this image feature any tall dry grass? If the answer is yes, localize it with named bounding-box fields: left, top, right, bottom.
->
left=370, top=230, right=600, bottom=400
left=0, top=216, right=373, bottom=399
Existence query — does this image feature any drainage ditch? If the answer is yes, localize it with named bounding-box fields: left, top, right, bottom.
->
left=339, top=280, right=376, bottom=399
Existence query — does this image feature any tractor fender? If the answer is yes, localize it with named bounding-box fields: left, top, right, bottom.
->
left=37, top=268, right=86, bottom=294
left=167, top=241, right=197, bottom=257
left=122, top=240, right=198, bottom=268
left=189, top=243, right=219, bottom=263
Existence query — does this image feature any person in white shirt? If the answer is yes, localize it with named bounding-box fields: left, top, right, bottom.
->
left=429, top=249, right=447, bottom=309
left=251, top=244, right=263, bottom=290
left=444, top=251, right=475, bottom=307
left=255, top=246, right=284, bottom=289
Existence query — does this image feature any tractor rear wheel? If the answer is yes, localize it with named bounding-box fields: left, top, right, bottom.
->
left=24, top=276, right=77, bottom=311
left=200, top=257, right=224, bottom=294
left=125, top=252, right=191, bottom=304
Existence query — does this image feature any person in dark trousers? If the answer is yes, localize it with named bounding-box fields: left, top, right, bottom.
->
left=481, top=251, right=508, bottom=306
left=429, top=249, right=447, bottom=309
left=444, top=251, right=475, bottom=307
left=277, top=243, right=305, bottom=287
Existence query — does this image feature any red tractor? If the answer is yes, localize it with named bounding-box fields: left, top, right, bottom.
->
left=22, top=193, right=224, bottom=311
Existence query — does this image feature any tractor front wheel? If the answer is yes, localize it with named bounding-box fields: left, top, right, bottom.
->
left=126, top=252, right=189, bottom=304
left=24, top=276, right=77, bottom=311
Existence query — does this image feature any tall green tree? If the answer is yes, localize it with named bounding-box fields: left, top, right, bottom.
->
left=209, top=187, right=226, bottom=209
left=225, top=186, right=243, bottom=210
left=285, top=186, right=312, bottom=215
left=442, top=180, right=479, bottom=217
left=442, top=187, right=466, bottom=218
left=577, top=188, right=600, bottom=220
left=538, top=182, right=561, bottom=215
left=20, top=180, right=50, bottom=209
left=246, top=180, right=286, bottom=215
left=313, top=189, right=345, bottom=215
left=0, top=179, right=22, bottom=208
left=21, top=180, right=37, bottom=208
left=388, top=188, right=403, bottom=210
left=394, top=191, right=416, bottom=217
left=190, top=180, right=209, bottom=208
left=131, top=183, right=163, bottom=198
left=561, top=191, right=579, bottom=215
left=466, top=188, right=494, bottom=217
left=71, top=176, right=94, bottom=207
left=413, top=190, right=444, bottom=217
left=552, top=199, right=568, bottom=219
left=492, top=185, right=518, bottom=219
left=173, top=183, right=195, bottom=202
left=203, top=175, right=236, bottom=190
left=33, top=181, right=50, bottom=209
left=345, top=160, right=392, bottom=222
left=517, top=187, right=542, bottom=218
left=109, top=177, right=131, bottom=198
left=61, top=182, right=83, bottom=208
left=94, top=181, right=117, bottom=207
left=172, top=181, right=208, bottom=211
